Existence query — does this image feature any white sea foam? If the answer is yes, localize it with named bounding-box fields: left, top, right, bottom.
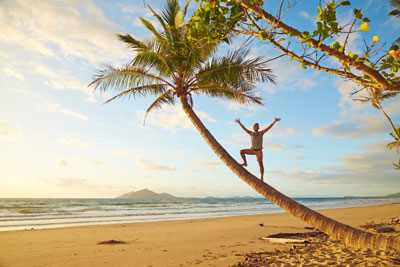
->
left=0, top=197, right=398, bottom=231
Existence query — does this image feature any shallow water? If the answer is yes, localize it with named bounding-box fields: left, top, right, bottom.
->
left=0, top=197, right=398, bottom=231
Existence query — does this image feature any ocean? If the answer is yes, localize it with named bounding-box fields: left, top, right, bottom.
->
left=0, top=197, right=399, bottom=231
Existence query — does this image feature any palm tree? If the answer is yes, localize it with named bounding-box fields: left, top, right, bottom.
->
left=90, top=0, right=400, bottom=251
left=387, top=128, right=400, bottom=153
left=389, top=0, right=400, bottom=18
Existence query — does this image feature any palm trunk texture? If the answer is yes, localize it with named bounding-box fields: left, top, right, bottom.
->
left=180, top=97, right=400, bottom=251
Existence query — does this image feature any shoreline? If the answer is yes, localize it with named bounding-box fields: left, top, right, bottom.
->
left=1, top=199, right=399, bottom=233
left=1, top=203, right=399, bottom=266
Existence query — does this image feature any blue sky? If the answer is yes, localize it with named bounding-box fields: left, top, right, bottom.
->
left=1, top=0, right=399, bottom=198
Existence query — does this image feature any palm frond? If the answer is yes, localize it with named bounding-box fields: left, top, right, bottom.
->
left=182, top=1, right=190, bottom=18
left=389, top=0, right=400, bottom=17
left=117, top=34, right=148, bottom=52
left=162, top=0, right=180, bottom=27
left=143, top=89, right=175, bottom=125
left=131, top=51, right=175, bottom=78
left=191, top=85, right=263, bottom=106
left=389, top=10, right=400, bottom=17
left=195, top=49, right=276, bottom=87
left=379, top=92, right=399, bottom=101
left=103, top=84, right=168, bottom=105
left=394, top=159, right=400, bottom=169
left=89, top=64, right=173, bottom=93
left=139, top=17, right=168, bottom=45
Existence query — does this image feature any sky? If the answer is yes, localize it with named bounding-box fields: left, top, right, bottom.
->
left=1, top=0, right=399, bottom=198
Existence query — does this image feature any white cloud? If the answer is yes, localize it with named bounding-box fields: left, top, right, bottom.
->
left=136, top=154, right=176, bottom=171
left=120, top=5, right=146, bottom=14
left=0, top=0, right=128, bottom=64
left=41, top=177, right=126, bottom=197
left=267, top=57, right=319, bottom=92
left=30, top=61, right=96, bottom=102
left=58, top=136, right=89, bottom=148
left=266, top=125, right=302, bottom=138
left=47, top=102, right=90, bottom=121
left=285, top=155, right=305, bottom=160
left=56, top=156, right=105, bottom=166
left=226, top=101, right=265, bottom=112
left=276, top=141, right=400, bottom=192
left=264, top=141, right=285, bottom=151
left=3, top=67, right=24, bottom=80
left=312, top=115, right=390, bottom=139
left=75, top=157, right=105, bottom=165
left=335, top=79, right=369, bottom=113
left=190, top=157, right=222, bottom=171
left=298, top=11, right=313, bottom=21
left=42, top=177, right=88, bottom=188
left=383, top=96, right=400, bottom=115
left=138, top=105, right=216, bottom=132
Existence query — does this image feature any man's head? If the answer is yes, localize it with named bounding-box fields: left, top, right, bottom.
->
left=253, top=123, right=259, bottom=132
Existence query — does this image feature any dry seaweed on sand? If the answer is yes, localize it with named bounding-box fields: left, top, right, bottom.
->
left=97, top=239, right=127, bottom=245
left=233, top=222, right=400, bottom=267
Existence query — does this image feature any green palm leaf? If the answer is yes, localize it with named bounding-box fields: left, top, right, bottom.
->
left=143, top=89, right=175, bottom=125
left=90, top=64, right=173, bottom=93
left=103, top=84, right=168, bottom=105
left=191, top=86, right=263, bottom=105
left=117, top=34, right=147, bottom=52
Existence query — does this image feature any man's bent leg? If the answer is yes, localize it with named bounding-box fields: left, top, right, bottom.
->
left=240, top=149, right=255, bottom=167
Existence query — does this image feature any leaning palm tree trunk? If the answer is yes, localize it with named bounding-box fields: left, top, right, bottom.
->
left=180, top=96, right=400, bottom=251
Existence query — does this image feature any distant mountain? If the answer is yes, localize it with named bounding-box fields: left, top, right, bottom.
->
left=384, top=192, right=400, bottom=198
left=116, top=189, right=179, bottom=200
left=343, top=192, right=400, bottom=198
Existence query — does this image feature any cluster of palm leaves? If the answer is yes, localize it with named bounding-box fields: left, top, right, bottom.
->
left=389, top=0, right=400, bottom=17
left=89, top=0, right=275, bottom=124
left=387, top=127, right=400, bottom=169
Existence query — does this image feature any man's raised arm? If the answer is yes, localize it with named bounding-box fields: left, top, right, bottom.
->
left=261, top=118, right=281, bottom=134
left=235, top=118, right=251, bottom=134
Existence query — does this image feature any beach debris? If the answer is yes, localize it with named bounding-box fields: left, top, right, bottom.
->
left=377, top=227, right=396, bottom=233
left=262, top=237, right=308, bottom=244
left=258, top=223, right=264, bottom=227
left=234, top=230, right=400, bottom=267
left=304, top=226, right=316, bottom=230
left=360, top=221, right=398, bottom=233
left=97, top=239, right=127, bottom=245
left=391, top=218, right=400, bottom=224
left=261, top=232, right=317, bottom=244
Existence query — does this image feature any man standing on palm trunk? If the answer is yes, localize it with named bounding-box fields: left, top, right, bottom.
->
left=235, top=118, right=281, bottom=182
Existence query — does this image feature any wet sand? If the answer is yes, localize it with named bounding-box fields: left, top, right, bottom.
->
left=0, top=203, right=399, bottom=267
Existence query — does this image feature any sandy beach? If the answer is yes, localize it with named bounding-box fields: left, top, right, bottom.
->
left=0, top=203, right=399, bottom=267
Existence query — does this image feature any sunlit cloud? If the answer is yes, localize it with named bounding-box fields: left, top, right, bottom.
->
left=47, top=102, right=90, bottom=121
left=312, top=115, right=390, bottom=139
left=0, top=0, right=127, bottom=64
left=138, top=105, right=216, bottom=132
left=3, top=67, right=24, bottom=80
left=136, top=154, right=176, bottom=171
left=277, top=141, right=399, bottom=191
left=41, top=177, right=125, bottom=197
